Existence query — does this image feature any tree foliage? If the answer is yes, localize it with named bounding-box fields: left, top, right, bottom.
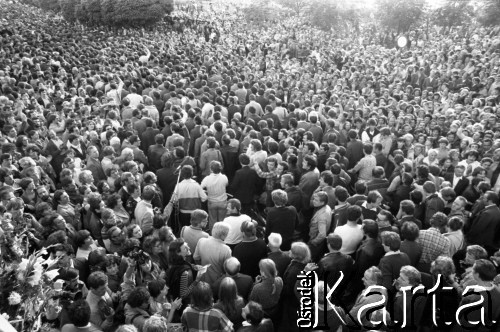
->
left=39, top=0, right=61, bottom=12
left=59, top=0, right=79, bottom=22
left=308, top=0, right=360, bottom=32
left=112, top=0, right=168, bottom=27
left=433, top=0, right=473, bottom=28
left=23, top=0, right=173, bottom=27
left=241, top=0, right=282, bottom=26
left=376, top=0, right=425, bottom=33
left=476, top=0, right=500, bottom=26
left=276, top=0, right=309, bottom=16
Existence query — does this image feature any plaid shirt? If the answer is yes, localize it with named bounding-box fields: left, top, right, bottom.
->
left=417, top=227, right=451, bottom=264
left=181, top=306, right=234, bottom=332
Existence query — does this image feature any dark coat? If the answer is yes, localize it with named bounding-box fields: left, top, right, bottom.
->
left=378, top=252, right=411, bottom=293
left=140, top=127, right=160, bottom=152
left=346, top=139, right=364, bottom=169
left=229, top=166, right=260, bottom=205
left=318, top=252, right=355, bottom=305
left=444, top=173, right=469, bottom=196
left=466, top=204, right=500, bottom=254
left=266, top=206, right=299, bottom=251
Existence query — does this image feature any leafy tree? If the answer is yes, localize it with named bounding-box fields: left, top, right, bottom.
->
left=276, top=0, right=309, bottom=16
left=376, top=0, right=425, bottom=33
left=59, top=0, right=79, bottom=22
left=39, top=0, right=61, bottom=12
left=80, top=0, right=103, bottom=26
left=476, top=0, right=500, bottom=26
left=308, top=0, right=360, bottom=32
left=433, top=0, right=473, bottom=30
left=241, top=0, right=277, bottom=26
left=112, top=0, right=169, bottom=27
left=100, top=0, right=117, bottom=25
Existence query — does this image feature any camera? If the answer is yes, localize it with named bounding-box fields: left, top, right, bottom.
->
left=126, top=247, right=150, bottom=265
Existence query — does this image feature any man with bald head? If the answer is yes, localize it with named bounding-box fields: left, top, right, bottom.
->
left=211, top=257, right=253, bottom=302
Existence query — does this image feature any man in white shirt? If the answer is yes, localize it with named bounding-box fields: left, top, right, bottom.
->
left=125, top=86, right=143, bottom=109
left=201, top=161, right=228, bottom=230
left=134, top=185, right=155, bottom=235
left=106, top=75, right=123, bottom=105
left=333, top=205, right=364, bottom=256
left=222, top=198, right=251, bottom=250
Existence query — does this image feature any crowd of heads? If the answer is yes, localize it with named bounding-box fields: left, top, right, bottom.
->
left=1, top=0, right=500, bottom=331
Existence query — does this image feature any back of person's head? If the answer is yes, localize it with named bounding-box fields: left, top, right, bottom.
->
left=381, top=231, right=401, bottom=251
left=367, top=191, right=382, bottom=204
left=372, top=166, right=385, bottom=179
left=271, top=189, right=288, bottom=206
left=400, top=200, right=415, bottom=215
left=355, top=181, right=367, bottom=195
left=227, top=198, right=241, bottom=213
left=290, top=242, right=311, bottom=263
left=191, top=281, right=213, bottom=309
left=148, top=279, right=166, bottom=299
left=210, top=160, right=222, bottom=174
left=87, top=271, right=108, bottom=290
left=362, top=219, right=379, bottom=239
left=142, top=185, right=156, bottom=201
left=224, top=257, right=241, bottom=276
left=239, top=153, right=250, bottom=166
left=327, top=233, right=342, bottom=251
left=335, top=187, right=349, bottom=203
left=448, top=216, right=463, bottom=232
left=212, top=222, right=230, bottom=240
left=190, top=209, right=208, bottom=227
left=127, top=287, right=151, bottom=308
left=401, top=221, right=420, bottom=241
left=181, top=165, right=193, bottom=179
left=245, top=301, right=265, bottom=326
left=268, top=233, right=282, bottom=249
left=347, top=205, right=362, bottom=222
left=240, top=220, right=257, bottom=237
left=67, top=299, right=91, bottom=327
left=430, top=212, right=448, bottom=231
left=409, top=189, right=423, bottom=205
left=423, top=181, right=436, bottom=194
left=143, top=316, right=168, bottom=332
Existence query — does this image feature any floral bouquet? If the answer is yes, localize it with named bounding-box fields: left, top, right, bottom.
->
left=0, top=242, right=60, bottom=332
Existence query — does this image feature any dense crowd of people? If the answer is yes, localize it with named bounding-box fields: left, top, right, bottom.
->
left=1, top=0, right=500, bottom=331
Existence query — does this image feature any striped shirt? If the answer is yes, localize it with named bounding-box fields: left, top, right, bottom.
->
left=181, top=306, right=234, bottom=332
left=172, top=179, right=208, bottom=213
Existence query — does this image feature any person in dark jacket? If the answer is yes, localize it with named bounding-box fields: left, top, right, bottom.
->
left=346, top=129, right=364, bottom=169
left=232, top=220, right=267, bottom=279
left=229, top=154, right=260, bottom=214
left=266, top=189, right=299, bottom=251
left=347, top=220, right=385, bottom=304
left=378, top=231, right=411, bottom=294
left=317, top=234, right=355, bottom=306
left=466, top=191, right=500, bottom=256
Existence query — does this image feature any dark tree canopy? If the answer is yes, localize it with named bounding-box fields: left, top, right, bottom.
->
left=376, top=0, right=425, bottom=33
